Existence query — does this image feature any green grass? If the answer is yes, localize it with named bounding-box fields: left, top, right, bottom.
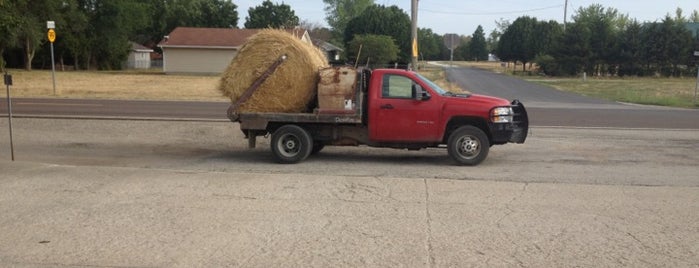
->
left=430, top=60, right=699, bottom=108
left=528, top=77, right=699, bottom=108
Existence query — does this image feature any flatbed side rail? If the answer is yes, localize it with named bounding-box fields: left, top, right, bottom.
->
left=235, top=112, right=363, bottom=131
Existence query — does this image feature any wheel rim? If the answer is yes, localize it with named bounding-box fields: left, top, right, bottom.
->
left=457, top=135, right=481, bottom=159
left=277, top=133, right=301, bottom=158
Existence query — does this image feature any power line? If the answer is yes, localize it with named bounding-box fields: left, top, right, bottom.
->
left=420, top=4, right=564, bottom=16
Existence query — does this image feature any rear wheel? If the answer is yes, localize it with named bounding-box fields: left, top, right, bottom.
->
left=447, top=126, right=489, bottom=166
left=270, top=125, right=313, bottom=164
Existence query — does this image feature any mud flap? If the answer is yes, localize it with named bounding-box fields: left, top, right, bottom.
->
left=509, top=100, right=529, bottom=144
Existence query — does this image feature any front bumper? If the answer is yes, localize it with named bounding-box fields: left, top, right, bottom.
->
left=489, top=100, right=529, bottom=144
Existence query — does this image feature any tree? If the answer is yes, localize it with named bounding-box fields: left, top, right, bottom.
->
left=571, top=4, right=623, bottom=75
left=497, top=16, right=537, bottom=71
left=346, top=34, right=398, bottom=67
left=487, top=18, right=509, bottom=53
left=0, top=0, right=20, bottom=71
left=468, top=25, right=488, bottom=61
left=691, top=10, right=699, bottom=22
left=82, top=0, right=149, bottom=70
left=12, top=0, right=67, bottom=70
left=300, top=19, right=332, bottom=41
left=417, top=28, right=442, bottom=60
left=244, top=0, right=298, bottom=29
left=344, top=4, right=411, bottom=62
left=552, top=22, right=592, bottom=75
left=615, top=20, right=644, bottom=76
left=322, top=0, right=373, bottom=42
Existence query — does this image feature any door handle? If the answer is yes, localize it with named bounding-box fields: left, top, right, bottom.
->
left=380, top=104, right=394, bottom=109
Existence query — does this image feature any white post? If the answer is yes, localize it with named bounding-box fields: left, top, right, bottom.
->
left=50, top=43, right=56, bottom=95
left=47, top=21, right=56, bottom=95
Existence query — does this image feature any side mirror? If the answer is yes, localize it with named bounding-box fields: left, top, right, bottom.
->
left=413, top=84, right=430, bottom=101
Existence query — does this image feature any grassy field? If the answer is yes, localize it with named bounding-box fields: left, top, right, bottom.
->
left=3, top=69, right=226, bottom=101
left=436, top=61, right=699, bottom=108
left=5, top=65, right=696, bottom=108
left=529, top=77, right=698, bottom=108
left=2, top=66, right=464, bottom=101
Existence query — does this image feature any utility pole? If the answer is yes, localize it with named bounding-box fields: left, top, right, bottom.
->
left=411, top=0, right=418, bottom=70
left=563, top=0, right=568, bottom=31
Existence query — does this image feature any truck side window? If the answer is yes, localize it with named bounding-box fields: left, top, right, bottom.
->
left=382, top=75, right=414, bottom=99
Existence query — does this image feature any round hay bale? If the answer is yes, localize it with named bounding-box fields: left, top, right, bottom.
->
left=219, top=29, right=328, bottom=113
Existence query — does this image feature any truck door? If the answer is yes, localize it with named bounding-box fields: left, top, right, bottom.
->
left=369, top=74, right=441, bottom=142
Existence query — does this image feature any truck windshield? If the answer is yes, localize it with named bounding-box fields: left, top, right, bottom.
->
left=415, top=73, right=449, bottom=95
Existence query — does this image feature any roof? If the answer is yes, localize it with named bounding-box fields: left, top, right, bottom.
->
left=157, top=27, right=310, bottom=49
left=130, top=42, right=154, bottom=52
left=312, top=39, right=343, bottom=52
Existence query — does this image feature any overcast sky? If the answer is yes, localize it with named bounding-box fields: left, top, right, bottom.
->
left=233, top=0, right=698, bottom=35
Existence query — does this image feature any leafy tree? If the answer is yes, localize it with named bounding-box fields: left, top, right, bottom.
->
left=12, top=0, right=68, bottom=70
left=468, top=25, right=488, bottom=61
left=615, top=20, right=644, bottom=76
left=454, top=36, right=471, bottom=61
left=344, top=4, right=411, bottom=62
left=346, top=34, right=398, bottom=67
left=80, top=0, right=149, bottom=70
left=54, top=1, right=88, bottom=69
left=322, top=0, right=373, bottom=42
left=417, top=28, right=442, bottom=61
left=0, top=0, right=20, bottom=71
left=497, top=16, right=537, bottom=71
left=691, top=10, right=699, bottom=22
left=552, top=22, right=592, bottom=75
left=244, top=0, right=298, bottom=29
left=572, top=4, right=623, bottom=75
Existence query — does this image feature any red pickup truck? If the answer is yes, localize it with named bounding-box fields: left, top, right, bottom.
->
left=228, top=67, right=528, bottom=166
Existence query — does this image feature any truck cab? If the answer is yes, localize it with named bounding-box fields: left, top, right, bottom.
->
left=229, top=67, right=528, bottom=166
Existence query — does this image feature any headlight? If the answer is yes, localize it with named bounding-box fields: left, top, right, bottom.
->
left=491, top=107, right=514, bottom=123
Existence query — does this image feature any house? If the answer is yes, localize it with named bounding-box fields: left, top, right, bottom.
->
left=126, top=42, right=154, bottom=69
left=157, top=27, right=313, bottom=74
left=312, top=38, right=343, bottom=63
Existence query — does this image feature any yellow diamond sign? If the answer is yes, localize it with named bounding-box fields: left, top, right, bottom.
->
left=48, top=29, right=56, bottom=43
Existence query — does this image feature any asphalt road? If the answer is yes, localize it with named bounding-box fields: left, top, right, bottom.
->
left=446, top=67, right=699, bottom=129
left=3, top=67, right=699, bottom=129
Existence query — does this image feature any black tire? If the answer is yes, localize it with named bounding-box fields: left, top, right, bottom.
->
left=311, top=143, right=325, bottom=155
left=270, top=125, right=313, bottom=164
left=447, top=126, right=490, bottom=166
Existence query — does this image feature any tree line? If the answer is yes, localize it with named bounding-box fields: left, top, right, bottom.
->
left=2, top=0, right=697, bottom=76
left=497, top=5, right=699, bottom=77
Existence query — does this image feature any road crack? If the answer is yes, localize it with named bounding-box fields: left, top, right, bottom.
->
left=423, top=179, right=435, bottom=268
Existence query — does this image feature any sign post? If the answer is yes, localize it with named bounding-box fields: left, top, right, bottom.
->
left=4, top=72, right=14, bottom=161
left=443, top=34, right=460, bottom=67
left=47, top=21, right=56, bottom=95
left=694, top=51, right=699, bottom=106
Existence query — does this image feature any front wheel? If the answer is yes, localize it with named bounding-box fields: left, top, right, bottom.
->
left=270, top=125, right=313, bottom=164
left=447, top=126, right=490, bottom=166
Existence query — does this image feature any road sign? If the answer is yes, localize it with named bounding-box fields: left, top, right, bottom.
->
left=48, top=29, right=56, bottom=43
left=443, top=34, right=460, bottom=50
left=694, top=51, right=699, bottom=56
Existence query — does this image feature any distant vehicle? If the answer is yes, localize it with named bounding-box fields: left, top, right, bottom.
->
left=228, top=67, right=528, bottom=165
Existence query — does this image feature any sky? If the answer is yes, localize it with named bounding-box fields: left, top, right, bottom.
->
left=233, top=0, right=699, bottom=36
